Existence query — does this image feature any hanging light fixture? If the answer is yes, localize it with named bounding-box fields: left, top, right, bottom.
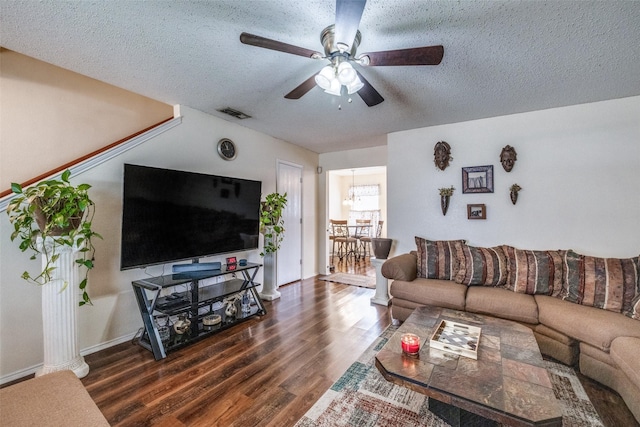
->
left=342, top=170, right=356, bottom=206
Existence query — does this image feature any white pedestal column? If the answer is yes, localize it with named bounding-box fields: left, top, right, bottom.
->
left=259, top=251, right=281, bottom=301
left=370, top=257, right=391, bottom=306
left=36, top=238, right=89, bottom=378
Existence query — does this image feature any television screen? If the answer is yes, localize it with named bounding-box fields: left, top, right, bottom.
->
left=120, top=164, right=261, bottom=270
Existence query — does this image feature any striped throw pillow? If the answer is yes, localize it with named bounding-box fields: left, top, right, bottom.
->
left=503, top=246, right=565, bottom=296
left=415, top=237, right=464, bottom=280
left=626, top=293, right=640, bottom=320
left=455, top=245, right=508, bottom=286
left=562, top=250, right=639, bottom=315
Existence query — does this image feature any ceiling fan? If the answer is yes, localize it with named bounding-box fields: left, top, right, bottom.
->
left=240, top=0, right=444, bottom=107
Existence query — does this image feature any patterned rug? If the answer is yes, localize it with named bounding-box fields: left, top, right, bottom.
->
left=319, top=273, right=376, bottom=289
left=295, top=326, right=603, bottom=427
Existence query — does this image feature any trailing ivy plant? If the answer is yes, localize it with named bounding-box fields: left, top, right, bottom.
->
left=259, top=192, right=287, bottom=256
left=6, top=170, right=102, bottom=306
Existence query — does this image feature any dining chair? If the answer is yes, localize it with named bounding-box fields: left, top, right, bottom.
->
left=355, top=219, right=372, bottom=258
left=330, top=219, right=357, bottom=262
left=359, top=220, right=383, bottom=258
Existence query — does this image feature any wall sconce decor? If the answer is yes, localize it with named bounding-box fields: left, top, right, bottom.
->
left=462, top=165, right=494, bottom=194
left=438, top=186, right=455, bottom=216
left=510, top=184, right=522, bottom=205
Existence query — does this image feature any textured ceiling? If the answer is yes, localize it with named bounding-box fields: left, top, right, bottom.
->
left=1, top=1, right=639, bottom=154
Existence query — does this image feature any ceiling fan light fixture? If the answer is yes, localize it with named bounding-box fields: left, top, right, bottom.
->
left=315, top=65, right=335, bottom=90
left=324, top=78, right=342, bottom=96
left=346, top=77, right=364, bottom=94
left=337, top=61, right=357, bottom=85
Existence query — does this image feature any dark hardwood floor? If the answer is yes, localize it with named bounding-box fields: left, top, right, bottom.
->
left=30, top=257, right=639, bottom=426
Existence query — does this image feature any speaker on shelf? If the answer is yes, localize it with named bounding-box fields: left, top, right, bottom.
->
left=172, top=262, right=221, bottom=273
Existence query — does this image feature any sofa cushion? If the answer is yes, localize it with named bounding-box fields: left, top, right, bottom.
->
left=534, top=324, right=576, bottom=346
left=535, top=295, right=640, bottom=352
left=455, top=245, right=508, bottom=286
left=610, top=337, right=640, bottom=390
left=381, top=253, right=418, bottom=282
left=562, top=249, right=639, bottom=315
left=503, top=246, right=564, bottom=296
left=0, top=370, right=110, bottom=426
left=465, top=287, right=538, bottom=324
left=390, top=277, right=467, bottom=311
left=415, top=237, right=465, bottom=280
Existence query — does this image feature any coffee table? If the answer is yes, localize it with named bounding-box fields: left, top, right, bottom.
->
left=375, top=306, right=562, bottom=427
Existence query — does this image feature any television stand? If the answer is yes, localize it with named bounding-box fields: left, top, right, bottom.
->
left=131, top=262, right=265, bottom=360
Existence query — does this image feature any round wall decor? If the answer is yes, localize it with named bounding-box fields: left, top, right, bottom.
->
left=217, top=138, right=237, bottom=160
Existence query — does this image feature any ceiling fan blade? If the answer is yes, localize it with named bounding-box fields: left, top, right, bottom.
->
left=362, top=45, right=444, bottom=66
left=240, top=32, right=321, bottom=59
left=355, top=71, right=384, bottom=107
left=284, top=74, right=318, bottom=99
left=335, top=0, right=366, bottom=49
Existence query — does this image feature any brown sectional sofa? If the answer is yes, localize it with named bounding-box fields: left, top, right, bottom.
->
left=0, top=370, right=109, bottom=426
left=381, top=241, right=640, bottom=423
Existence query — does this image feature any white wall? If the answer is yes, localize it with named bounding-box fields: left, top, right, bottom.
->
left=0, top=49, right=172, bottom=190
left=387, top=96, right=640, bottom=258
left=0, top=106, right=319, bottom=380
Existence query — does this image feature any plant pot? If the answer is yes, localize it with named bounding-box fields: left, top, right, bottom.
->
left=34, top=198, right=82, bottom=236
left=371, top=238, right=393, bottom=259
left=440, top=195, right=450, bottom=216
left=510, top=191, right=518, bottom=205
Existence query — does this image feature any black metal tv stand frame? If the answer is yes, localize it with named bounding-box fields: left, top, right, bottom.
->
left=132, top=262, right=265, bottom=360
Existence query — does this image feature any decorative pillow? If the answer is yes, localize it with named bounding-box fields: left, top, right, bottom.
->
left=455, top=245, right=508, bottom=286
left=415, top=237, right=464, bottom=280
left=626, top=293, right=640, bottom=320
left=562, top=250, right=639, bottom=315
left=502, top=246, right=565, bottom=296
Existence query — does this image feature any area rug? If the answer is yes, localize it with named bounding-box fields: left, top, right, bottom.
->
left=294, top=326, right=604, bottom=427
left=319, top=273, right=376, bottom=289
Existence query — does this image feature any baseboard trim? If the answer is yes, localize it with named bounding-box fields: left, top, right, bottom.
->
left=0, top=331, right=138, bottom=386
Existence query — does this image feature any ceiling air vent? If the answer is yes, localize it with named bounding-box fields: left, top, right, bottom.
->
left=218, top=107, right=251, bottom=120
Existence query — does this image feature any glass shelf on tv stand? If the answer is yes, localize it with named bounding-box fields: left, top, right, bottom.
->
left=131, top=262, right=265, bottom=360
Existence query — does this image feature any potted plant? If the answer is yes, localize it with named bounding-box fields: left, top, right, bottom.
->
left=509, top=183, right=522, bottom=205
left=438, top=186, right=455, bottom=216
left=6, top=170, right=101, bottom=306
left=259, top=192, right=287, bottom=256
left=258, top=192, right=287, bottom=301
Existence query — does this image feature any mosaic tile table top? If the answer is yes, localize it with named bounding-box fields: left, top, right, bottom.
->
left=375, top=306, right=562, bottom=426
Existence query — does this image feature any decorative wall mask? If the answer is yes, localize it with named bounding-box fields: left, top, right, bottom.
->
left=434, top=141, right=453, bottom=171
left=500, top=145, right=517, bottom=172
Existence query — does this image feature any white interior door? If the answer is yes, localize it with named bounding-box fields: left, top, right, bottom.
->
left=276, top=161, right=302, bottom=286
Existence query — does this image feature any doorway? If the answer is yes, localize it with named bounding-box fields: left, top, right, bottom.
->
left=326, top=166, right=387, bottom=277
left=276, top=160, right=303, bottom=286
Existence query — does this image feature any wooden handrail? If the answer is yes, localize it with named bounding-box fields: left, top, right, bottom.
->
left=0, top=116, right=173, bottom=198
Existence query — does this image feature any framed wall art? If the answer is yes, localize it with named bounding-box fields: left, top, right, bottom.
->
left=467, top=204, right=486, bottom=220
left=462, top=165, right=494, bottom=194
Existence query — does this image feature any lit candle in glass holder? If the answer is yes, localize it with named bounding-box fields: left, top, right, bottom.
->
left=401, top=333, right=420, bottom=356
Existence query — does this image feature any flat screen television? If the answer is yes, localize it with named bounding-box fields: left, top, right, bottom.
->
left=120, top=164, right=261, bottom=270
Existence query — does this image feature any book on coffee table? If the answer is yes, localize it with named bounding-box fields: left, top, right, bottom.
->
left=429, top=320, right=481, bottom=360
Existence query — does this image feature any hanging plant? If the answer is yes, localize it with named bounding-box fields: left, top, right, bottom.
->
left=6, top=170, right=102, bottom=306
left=438, top=186, right=455, bottom=216
left=510, top=183, right=522, bottom=205
left=259, top=192, right=287, bottom=256
left=438, top=186, right=455, bottom=197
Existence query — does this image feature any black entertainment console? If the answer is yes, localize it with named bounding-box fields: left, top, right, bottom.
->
left=131, top=262, right=265, bottom=360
